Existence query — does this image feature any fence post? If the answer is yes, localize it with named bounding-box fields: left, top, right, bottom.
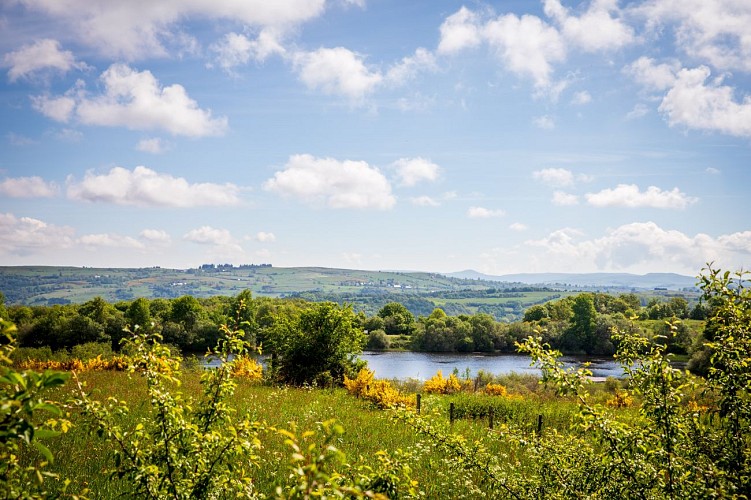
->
left=450, top=402, right=455, bottom=426
left=489, top=407, right=494, bottom=430
left=416, top=394, right=421, bottom=415
left=537, top=414, right=543, bottom=435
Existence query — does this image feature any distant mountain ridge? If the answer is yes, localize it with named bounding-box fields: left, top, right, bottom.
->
left=445, top=270, right=697, bottom=290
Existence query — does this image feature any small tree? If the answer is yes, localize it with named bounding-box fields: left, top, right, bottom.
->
left=268, top=302, right=365, bottom=385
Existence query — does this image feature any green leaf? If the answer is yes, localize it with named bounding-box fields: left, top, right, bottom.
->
left=33, top=440, right=54, bottom=463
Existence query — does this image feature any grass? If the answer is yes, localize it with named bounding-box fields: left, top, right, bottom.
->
left=30, top=368, right=630, bottom=498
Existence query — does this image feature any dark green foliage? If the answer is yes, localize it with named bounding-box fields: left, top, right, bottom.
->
left=268, top=302, right=366, bottom=385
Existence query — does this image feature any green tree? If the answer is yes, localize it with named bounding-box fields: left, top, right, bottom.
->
left=269, top=302, right=365, bottom=385
left=562, top=293, right=597, bottom=353
left=377, top=302, right=415, bottom=336
left=125, top=297, right=151, bottom=329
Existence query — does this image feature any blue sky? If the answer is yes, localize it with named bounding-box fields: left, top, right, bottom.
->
left=0, top=0, right=749, bottom=276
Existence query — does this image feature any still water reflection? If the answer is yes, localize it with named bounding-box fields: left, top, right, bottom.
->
left=359, top=351, right=623, bottom=380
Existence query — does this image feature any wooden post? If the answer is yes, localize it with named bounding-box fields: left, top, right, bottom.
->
left=489, top=407, right=494, bottom=430
left=537, top=414, right=543, bottom=435
left=449, top=402, right=455, bottom=425
left=416, top=394, right=421, bottom=415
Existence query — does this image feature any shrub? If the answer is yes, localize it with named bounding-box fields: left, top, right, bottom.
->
left=344, top=368, right=415, bottom=409
left=422, top=370, right=461, bottom=394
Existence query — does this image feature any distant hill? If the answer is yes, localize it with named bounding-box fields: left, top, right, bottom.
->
left=445, top=270, right=697, bottom=290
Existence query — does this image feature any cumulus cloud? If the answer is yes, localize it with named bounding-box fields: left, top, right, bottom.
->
left=533, top=168, right=574, bottom=187
left=255, top=231, right=276, bottom=242
left=184, top=226, right=235, bottom=246
left=385, top=48, right=437, bottom=85
left=139, top=229, right=171, bottom=244
left=525, top=221, right=751, bottom=274
left=626, top=103, right=650, bottom=120
left=534, top=115, right=556, bottom=129
left=210, top=29, right=285, bottom=71
left=571, top=90, right=592, bottom=105
left=136, top=138, right=169, bottom=154
left=438, top=7, right=566, bottom=91
left=79, top=233, right=145, bottom=249
left=392, top=157, right=440, bottom=186
left=31, top=95, right=76, bottom=122
left=585, top=184, right=697, bottom=209
left=66, top=166, right=242, bottom=207
left=34, top=64, right=227, bottom=137
left=437, top=7, right=482, bottom=54
left=543, top=0, right=634, bottom=52
left=552, top=191, right=579, bottom=206
left=17, top=0, right=326, bottom=59
left=467, top=206, right=506, bottom=218
left=635, top=0, right=751, bottom=73
left=293, top=47, right=383, bottom=102
left=658, top=66, right=751, bottom=138
left=0, top=213, right=75, bottom=255
left=263, top=154, right=395, bottom=210
left=484, top=13, right=566, bottom=90
left=411, top=196, right=440, bottom=207
left=0, top=176, right=58, bottom=198
left=4, top=39, right=87, bottom=82
left=624, top=56, right=679, bottom=91
left=509, top=222, right=528, bottom=231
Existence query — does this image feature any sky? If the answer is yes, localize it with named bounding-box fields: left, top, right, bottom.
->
left=0, top=0, right=750, bottom=276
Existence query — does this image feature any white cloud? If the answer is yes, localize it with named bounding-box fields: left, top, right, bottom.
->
left=509, top=222, right=528, bottom=231
left=571, top=90, right=591, bottom=105
left=467, top=206, right=505, bottom=218
left=483, top=13, right=566, bottom=89
left=0, top=213, right=74, bottom=255
left=6, top=133, right=35, bottom=146
left=184, top=226, right=235, bottom=246
left=136, top=138, right=169, bottom=154
left=392, top=157, right=440, bottom=186
left=66, top=166, right=242, bottom=207
left=552, top=191, right=579, bottom=205
left=626, top=103, right=650, bottom=120
left=585, top=184, right=697, bottom=209
left=0, top=176, right=58, bottom=198
left=658, top=66, right=751, bottom=138
left=256, top=231, right=276, bottom=243
left=263, top=154, right=395, bottom=210
left=525, top=222, right=751, bottom=274
left=437, top=7, right=482, bottom=55
left=35, top=64, right=228, bottom=137
left=4, top=39, right=87, bottom=82
left=210, top=29, right=285, bottom=71
left=385, top=48, right=437, bottom=85
left=534, top=115, right=556, bottom=129
left=533, top=168, right=574, bottom=187
left=80, top=64, right=228, bottom=136
left=31, top=95, right=76, bottom=122
left=139, top=229, right=171, bottom=244
left=411, top=196, right=440, bottom=207
left=635, top=0, right=751, bottom=72
left=706, top=167, right=721, bottom=175
left=18, top=0, right=327, bottom=59
left=79, top=233, right=145, bottom=249
left=293, top=47, right=383, bottom=102
left=544, top=0, right=634, bottom=52
left=624, top=57, right=679, bottom=91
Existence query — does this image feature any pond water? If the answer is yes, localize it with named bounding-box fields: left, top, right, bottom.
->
left=359, top=351, right=624, bottom=380
left=203, top=350, right=626, bottom=380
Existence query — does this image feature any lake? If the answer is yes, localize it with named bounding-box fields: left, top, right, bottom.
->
left=359, top=351, right=624, bottom=380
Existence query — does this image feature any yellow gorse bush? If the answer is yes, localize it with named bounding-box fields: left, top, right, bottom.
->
left=605, top=389, right=633, bottom=408
left=231, top=355, right=263, bottom=381
left=19, top=355, right=131, bottom=372
left=422, top=370, right=462, bottom=394
left=483, top=383, right=508, bottom=397
left=344, top=368, right=414, bottom=409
